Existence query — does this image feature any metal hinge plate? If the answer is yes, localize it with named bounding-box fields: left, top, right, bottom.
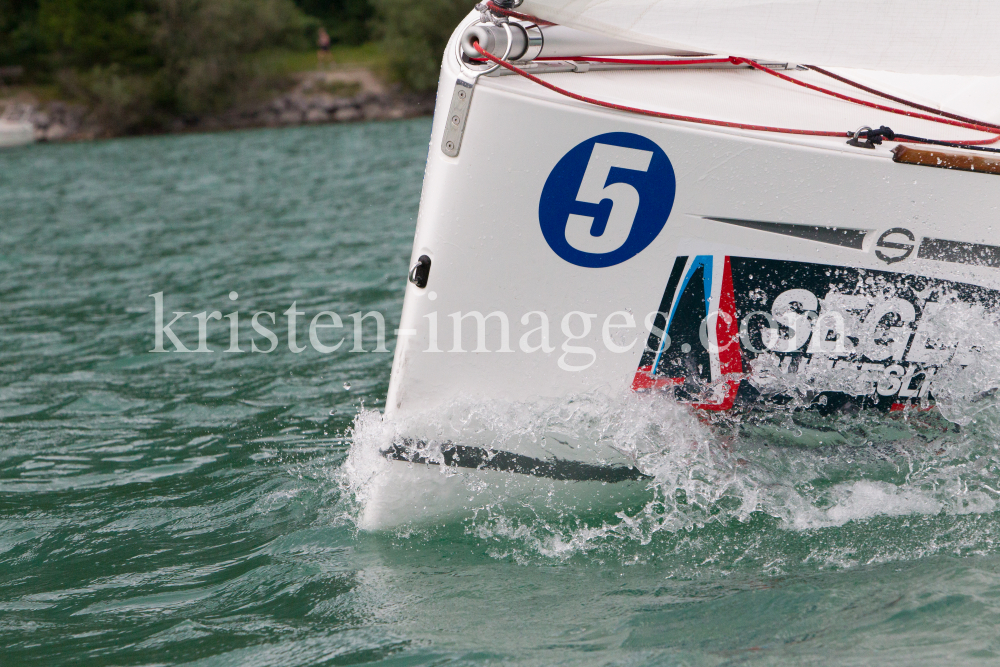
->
left=441, top=79, right=475, bottom=157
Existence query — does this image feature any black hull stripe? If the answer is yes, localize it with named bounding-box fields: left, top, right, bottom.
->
left=703, top=217, right=869, bottom=249
left=918, top=237, right=1000, bottom=268
left=384, top=441, right=649, bottom=483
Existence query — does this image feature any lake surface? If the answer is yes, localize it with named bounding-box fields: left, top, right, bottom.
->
left=3, top=120, right=1000, bottom=665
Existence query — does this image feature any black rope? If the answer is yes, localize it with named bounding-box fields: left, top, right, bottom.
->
left=893, top=134, right=1000, bottom=154
left=857, top=126, right=1000, bottom=154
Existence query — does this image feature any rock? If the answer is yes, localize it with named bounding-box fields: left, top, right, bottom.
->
left=312, top=94, right=336, bottom=112
left=305, top=108, right=329, bottom=123
left=326, top=97, right=353, bottom=112
left=8, top=71, right=435, bottom=140
left=60, top=105, right=85, bottom=135
left=333, top=106, right=361, bottom=122
left=45, top=123, right=68, bottom=141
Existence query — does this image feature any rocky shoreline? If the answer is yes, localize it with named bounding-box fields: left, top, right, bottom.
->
left=6, top=68, right=434, bottom=143
left=167, top=86, right=434, bottom=135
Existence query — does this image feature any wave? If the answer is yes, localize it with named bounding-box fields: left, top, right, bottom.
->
left=342, top=380, right=1000, bottom=567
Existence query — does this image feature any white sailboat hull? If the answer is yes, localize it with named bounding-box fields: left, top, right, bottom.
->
left=356, top=15, right=1000, bottom=529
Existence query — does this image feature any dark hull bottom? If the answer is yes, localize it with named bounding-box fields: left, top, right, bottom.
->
left=385, top=441, right=649, bottom=482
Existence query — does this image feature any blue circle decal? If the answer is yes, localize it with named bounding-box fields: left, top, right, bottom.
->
left=539, top=132, right=675, bottom=268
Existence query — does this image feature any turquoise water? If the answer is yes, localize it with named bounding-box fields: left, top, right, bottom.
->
left=3, top=120, right=1000, bottom=665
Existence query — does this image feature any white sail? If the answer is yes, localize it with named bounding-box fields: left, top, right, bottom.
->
left=516, top=0, right=1000, bottom=75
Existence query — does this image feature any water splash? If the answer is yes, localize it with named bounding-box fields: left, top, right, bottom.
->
left=344, top=383, right=1000, bottom=568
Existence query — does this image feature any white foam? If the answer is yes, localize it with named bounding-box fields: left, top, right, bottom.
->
left=342, top=381, right=1000, bottom=562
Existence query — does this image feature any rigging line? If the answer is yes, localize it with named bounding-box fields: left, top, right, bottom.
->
left=473, top=44, right=1000, bottom=153
left=484, top=1, right=555, bottom=25
left=894, top=134, right=1000, bottom=154
left=477, top=2, right=999, bottom=144
left=894, top=133, right=1000, bottom=147
left=475, top=4, right=999, bottom=144
left=472, top=43, right=846, bottom=137
left=534, top=56, right=734, bottom=66
left=807, top=65, right=1000, bottom=132
left=732, top=57, right=1000, bottom=136
left=507, top=52, right=996, bottom=142
left=472, top=56, right=734, bottom=66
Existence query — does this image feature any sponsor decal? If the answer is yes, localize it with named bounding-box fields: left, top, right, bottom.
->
left=634, top=256, right=1000, bottom=413
left=539, top=132, right=675, bottom=268
left=706, top=216, right=1000, bottom=271
left=875, top=228, right=916, bottom=264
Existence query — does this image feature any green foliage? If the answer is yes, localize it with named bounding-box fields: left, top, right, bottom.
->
left=36, top=0, right=158, bottom=70
left=150, top=0, right=316, bottom=114
left=57, top=64, right=160, bottom=133
left=293, top=0, right=373, bottom=45
left=0, top=0, right=48, bottom=73
left=0, top=0, right=464, bottom=129
left=0, top=0, right=321, bottom=132
left=372, top=0, right=474, bottom=91
left=255, top=42, right=384, bottom=76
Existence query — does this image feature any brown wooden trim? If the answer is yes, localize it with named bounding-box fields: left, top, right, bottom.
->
left=892, top=144, right=1000, bottom=176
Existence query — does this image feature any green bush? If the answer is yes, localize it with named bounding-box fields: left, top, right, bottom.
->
left=1, top=0, right=321, bottom=132
left=372, top=0, right=475, bottom=91
left=296, top=0, right=374, bottom=45
left=57, top=65, right=160, bottom=134
left=150, top=0, right=316, bottom=114
left=0, top=0, right=465, bottom=129
left=37, top=0, right=159, bottom=71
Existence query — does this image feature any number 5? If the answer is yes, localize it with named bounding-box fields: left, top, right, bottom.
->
left=565, top=143, right=654, bottom=254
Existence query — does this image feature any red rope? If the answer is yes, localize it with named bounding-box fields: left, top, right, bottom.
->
left=808, top=65, right=1000, bottom=132
left=473, top=43, right=847, bottom=137
left=560, top=57, right=988, bottom=146
left=478, top=2, right=999, bottom=144
left=731, top=57, right=999, bottom=135
left=535, top=56, right=734, bottom=66
left=484, top=1, right=554, bottom=26
left=474, top=56, right=733, bottom=66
